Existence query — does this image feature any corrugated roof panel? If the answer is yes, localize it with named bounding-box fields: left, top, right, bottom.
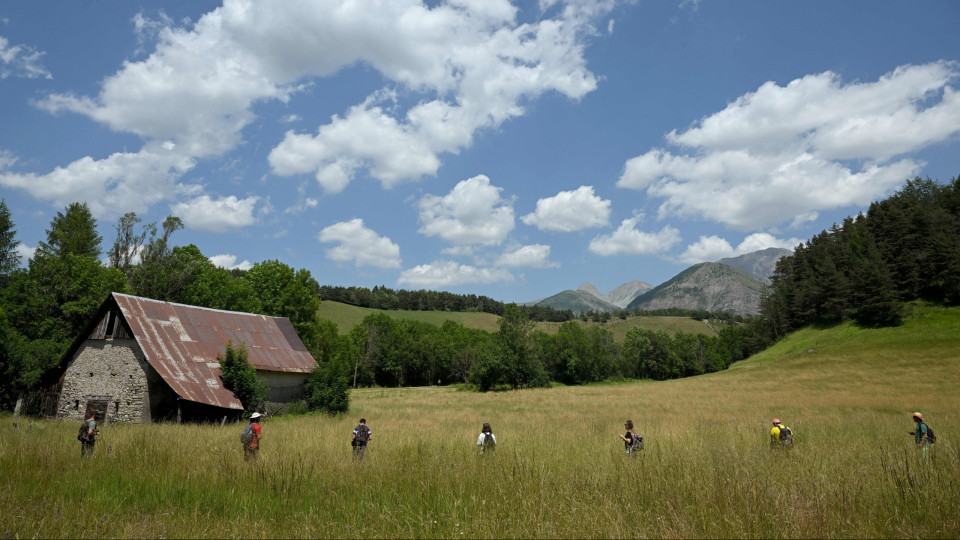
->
left=112, top=293, right=315, bottom=410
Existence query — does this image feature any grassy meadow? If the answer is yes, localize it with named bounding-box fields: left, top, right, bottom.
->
left=2, top=304, right=959, bottom=538
left=317, top=299, right=717, bottom=338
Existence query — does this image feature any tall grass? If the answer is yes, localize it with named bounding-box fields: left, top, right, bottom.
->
left=2, top=305, right=958, bottom=538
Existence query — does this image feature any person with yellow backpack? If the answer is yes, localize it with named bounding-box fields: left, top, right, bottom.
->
left=770, top=419, right=793, bottom=449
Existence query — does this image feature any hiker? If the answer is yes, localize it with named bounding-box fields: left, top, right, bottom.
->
left=477, top=422, right=496, bottom=454
left=770, top=419, right=793, bottom=449
left=352, top=418, right=372, bottom=461
left=619, top=420, right=642, bottom=454
left=241, top=412, right=262, bottom=462
left=910, top=412, right=934, bottom=458
left=78, top=412, right=100, bottom=458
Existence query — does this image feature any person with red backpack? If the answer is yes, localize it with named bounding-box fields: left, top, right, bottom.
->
left=241, top=412, right=262, bottom=462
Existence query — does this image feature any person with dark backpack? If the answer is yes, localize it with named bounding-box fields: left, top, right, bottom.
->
left=352, top=418, right=372, bottom=461
left=477, top=423, right=496, bottom=454
left=77, top=412, right=100, bottom=458
left=910, top=412, right=935, bottom=458
left=619, top=420, right=642, bottom=455
left=240, top=412, right=262, bottom=462
left=770, top=419, right=794, bottom=449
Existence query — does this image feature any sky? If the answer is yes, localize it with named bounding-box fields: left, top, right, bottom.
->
left=1, top=0, right=958, bottom=304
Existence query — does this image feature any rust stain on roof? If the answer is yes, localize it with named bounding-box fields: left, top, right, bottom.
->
left=112, top=293, right=315, bottom=410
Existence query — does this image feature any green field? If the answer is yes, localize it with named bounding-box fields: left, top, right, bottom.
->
left=2, top=303, right=958, bottom=538
left=317, top=300, right=717, bottom=338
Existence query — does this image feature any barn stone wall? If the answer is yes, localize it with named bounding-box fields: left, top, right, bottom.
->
left=57, top=339, right=151, bottom=423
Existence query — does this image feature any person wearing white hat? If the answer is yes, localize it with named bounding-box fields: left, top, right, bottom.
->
left=910, top=412, right=932, bottom=458
left=242, top=412, right=263, bottom=462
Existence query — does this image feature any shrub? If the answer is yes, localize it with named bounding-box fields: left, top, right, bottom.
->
left=218, top=340, right=266, bottom=413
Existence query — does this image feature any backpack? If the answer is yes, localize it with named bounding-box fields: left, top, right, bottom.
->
left=778, top=426, right=793, bottom=445
left=240, top=424, right=255, bottom=446
left=77, top=421, right=90, bottom=442
left=631, top=433, right=644, bottom=451
left=481, top=432, right=496, bottom=450
left=922, top=423, right=936, bottom=444
left=355, top=425, right=370, bottom=445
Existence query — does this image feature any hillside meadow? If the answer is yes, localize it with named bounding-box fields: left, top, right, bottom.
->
left=1, top=304, right=958, bottom=538
left=317, top=299, right=717, bottom=339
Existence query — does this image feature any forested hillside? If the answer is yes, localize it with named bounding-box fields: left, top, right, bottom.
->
left=762, top=176, right=960, bottom=334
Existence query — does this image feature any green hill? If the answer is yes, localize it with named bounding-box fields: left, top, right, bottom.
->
left=317, top=300, right=717, bottom=339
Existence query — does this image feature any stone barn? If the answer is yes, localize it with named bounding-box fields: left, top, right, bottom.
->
left=55, top=292, right=316, bottom=423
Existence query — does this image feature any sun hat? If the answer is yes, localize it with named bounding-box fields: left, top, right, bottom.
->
left=250, top=412, right=262, bottom=419
left=912, top=412, right=922, bottom=419
left=772, top=419, right=781, bottom=425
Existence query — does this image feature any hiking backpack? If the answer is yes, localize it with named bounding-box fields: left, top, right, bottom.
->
left=77, top=421, right=90, bottom=442
left=922, top=423, right=936, bottom=444
left=355, top=425, right=370, bottom=445
left=778, top=426, right=793, bottom=445
left=240, top=424, right=255, bottom=446
left=482, top=432, right=495, bottom=450
left=631, top=433, right=644, bottom=451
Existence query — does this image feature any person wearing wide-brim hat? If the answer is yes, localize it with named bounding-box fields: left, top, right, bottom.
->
left=910, top=412, right=931, bottom=458
left=243, top=412, right=263, bottom=462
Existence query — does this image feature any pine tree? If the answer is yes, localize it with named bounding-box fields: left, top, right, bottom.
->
left=0, top=200, right=21, bottom=281
left=37, top=202, right=102, bottom=259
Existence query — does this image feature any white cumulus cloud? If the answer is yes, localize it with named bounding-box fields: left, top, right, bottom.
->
left=618, top=62, right=960, bottom=231
left=170, top=194, right=259, bottom=232
left=398, top=260, right=513, bottom=288
left=209, top=253, right=253, bottom=271
left=496, top=244, right=558, bottom=268
left=521, top=186, right=610, bottom=232
left=675, top=233, right=801, bottom=264
left=14, top=243, right=36, bottom=264
left=588, top=215, right=681, bottom=256
left=418, top=175, right=514, bottom=246
left=8, top=0, right=612, bottom=219
left=317, top=218, right=401, bottom=269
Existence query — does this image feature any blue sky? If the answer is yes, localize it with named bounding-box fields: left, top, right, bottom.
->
left=2, top=0, right=958, bottom=304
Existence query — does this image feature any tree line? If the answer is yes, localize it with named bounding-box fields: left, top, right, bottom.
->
left=330, top=304, right=761, bottom=391
left=761, top=176, right=960, bottom=335
left=318, top=284, right=574, bottom=322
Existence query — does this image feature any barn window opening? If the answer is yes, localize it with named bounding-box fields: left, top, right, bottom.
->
left=89, top=373, right=94, bottom=377
left=74, top=400, right=80, bottom=410
left=114, top=401, right=120, bottom=413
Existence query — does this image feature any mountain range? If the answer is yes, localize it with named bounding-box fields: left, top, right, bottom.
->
left=528, top=248, right=792, bottom=316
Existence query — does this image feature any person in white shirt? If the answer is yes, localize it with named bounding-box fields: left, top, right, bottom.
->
left=477, top=422, right=496, bottom=454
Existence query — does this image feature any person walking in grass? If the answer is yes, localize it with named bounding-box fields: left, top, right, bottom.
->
left=241, top=412, right=262, bottom=462
left=770, top=419, right=793, bottom=449
left=619, top=420, right=641, bottom=454
left=352, top=418, right=372, bottom=461
left=910, top=412, right=934, bottom=458
left=477, top=423, right=496, bottom=454
left=78, top=412, right=100, bottom=458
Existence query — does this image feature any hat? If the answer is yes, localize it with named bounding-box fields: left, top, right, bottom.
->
left=772, top=419, right=781, bottom=425
left=912, top=412, right=922, bottom=419
left=250, top=412, right=262, bottom=419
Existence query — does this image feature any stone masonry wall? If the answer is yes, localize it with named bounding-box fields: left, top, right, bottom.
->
left=57, top=339, right=151, bottom=423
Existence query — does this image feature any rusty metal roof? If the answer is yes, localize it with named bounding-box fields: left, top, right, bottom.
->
left=112, top=293, right=316, bottom=410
